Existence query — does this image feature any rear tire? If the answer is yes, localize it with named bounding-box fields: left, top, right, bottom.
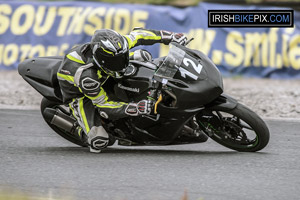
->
left=197, top=103, right=270, bottom=152
left=41, top=97, right=87, bottom=147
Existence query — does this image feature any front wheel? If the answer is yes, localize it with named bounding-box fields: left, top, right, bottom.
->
left=197, top=103, right=270, bottom=152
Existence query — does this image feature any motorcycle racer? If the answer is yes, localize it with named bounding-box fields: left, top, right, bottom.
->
left=57, top=28, right=187, bottom=153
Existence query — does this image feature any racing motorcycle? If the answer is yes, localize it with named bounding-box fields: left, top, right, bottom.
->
left=18, top=41, right=270, bottom=152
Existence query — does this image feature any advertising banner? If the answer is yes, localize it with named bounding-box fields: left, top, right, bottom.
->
left=0, top=1, right=299, bottom=78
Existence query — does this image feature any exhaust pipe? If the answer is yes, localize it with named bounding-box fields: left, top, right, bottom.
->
left=43, top=108, right=77, bottom=133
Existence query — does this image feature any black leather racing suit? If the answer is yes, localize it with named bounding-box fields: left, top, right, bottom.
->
left=57, top=28, right=173, bottom=136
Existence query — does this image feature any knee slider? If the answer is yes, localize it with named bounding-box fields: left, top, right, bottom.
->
left=88, top=126, right=109, bottom=150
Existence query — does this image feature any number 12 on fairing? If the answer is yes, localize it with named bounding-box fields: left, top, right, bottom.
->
left=183, top=57, right=203, bottom=75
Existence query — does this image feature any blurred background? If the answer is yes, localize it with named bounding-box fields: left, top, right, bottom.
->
left=1, top=0, right=300, bottom=77
left=0, top=0, right=299, bottom=115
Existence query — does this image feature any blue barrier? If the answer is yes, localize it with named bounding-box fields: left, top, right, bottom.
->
left=0, top=1, right=299, bottom=78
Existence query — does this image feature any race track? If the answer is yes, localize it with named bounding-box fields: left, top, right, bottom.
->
left=0, top=109, right=299, bottom=200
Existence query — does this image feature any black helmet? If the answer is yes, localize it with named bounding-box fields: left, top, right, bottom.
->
left=91, top=29, right=129, bottom=77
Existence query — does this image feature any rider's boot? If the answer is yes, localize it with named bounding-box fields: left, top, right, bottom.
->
left=87, top=126, right=109, bottom=153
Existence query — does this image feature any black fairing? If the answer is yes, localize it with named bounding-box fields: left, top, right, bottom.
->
left=127, top=106, right=203, bottom=143
left=165, top=44, right=223, bottom=109
left=110, top=45, right=224, bottom=143
left=18, top=57, right=63, bottom=102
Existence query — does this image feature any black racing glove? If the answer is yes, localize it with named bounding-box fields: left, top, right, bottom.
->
left=125, top=100, right=152, bottom=116
left=172, top=33, right=187, bottom=45
left=161, top=30, right=187, bottom=45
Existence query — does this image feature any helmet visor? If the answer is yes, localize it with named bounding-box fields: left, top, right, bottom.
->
left=93, top=48, right=129, bottom=72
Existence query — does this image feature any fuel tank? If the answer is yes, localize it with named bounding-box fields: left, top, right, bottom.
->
left=113, top=62, right=156, bottom=102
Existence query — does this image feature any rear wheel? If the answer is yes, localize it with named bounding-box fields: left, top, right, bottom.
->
left=41, top=97, right=87, bottom=147
left=197, top=103, right=269, bottom=152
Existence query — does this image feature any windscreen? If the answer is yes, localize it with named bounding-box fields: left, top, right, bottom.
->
left=154, top=44, right=186, bottom=80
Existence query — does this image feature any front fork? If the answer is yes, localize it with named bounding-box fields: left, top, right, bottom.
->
left=196, top=94, right=238, bottom=136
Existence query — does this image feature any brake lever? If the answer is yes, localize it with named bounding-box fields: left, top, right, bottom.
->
left=184, top=38, right=194, bottom=46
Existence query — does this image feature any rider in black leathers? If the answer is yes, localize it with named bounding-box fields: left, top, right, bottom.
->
left=57, top=28, right=187, bottom=153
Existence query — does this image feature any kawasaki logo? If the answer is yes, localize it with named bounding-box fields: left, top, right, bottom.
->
left=118, top=83, right=140, bottom=93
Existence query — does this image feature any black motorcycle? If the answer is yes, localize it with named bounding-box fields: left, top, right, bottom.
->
left=18, top=41, right=269, bottom=152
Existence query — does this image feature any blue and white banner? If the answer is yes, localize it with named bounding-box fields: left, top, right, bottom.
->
left=0, top=1, right=300, bottom=78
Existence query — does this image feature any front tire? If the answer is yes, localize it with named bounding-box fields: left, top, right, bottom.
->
left=197, top=103, right=270, bottom=152
left=41, top=97, right=87, bottom=147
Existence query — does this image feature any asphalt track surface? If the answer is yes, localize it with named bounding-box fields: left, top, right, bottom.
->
left=0, top=109, right=299, bottom=200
